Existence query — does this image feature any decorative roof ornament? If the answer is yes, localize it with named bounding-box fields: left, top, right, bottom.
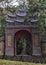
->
left=15, top=7, right=27, bottom=23
left=18, top=7, right=27, bottom=12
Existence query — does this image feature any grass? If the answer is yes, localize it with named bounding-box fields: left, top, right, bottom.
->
left=0, top=59, right=46, bottom=65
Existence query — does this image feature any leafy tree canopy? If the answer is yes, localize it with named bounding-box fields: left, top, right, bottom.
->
left=26, top=0, right=46, bottom=34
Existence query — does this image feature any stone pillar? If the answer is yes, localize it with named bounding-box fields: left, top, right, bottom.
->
left=5, top=33, right=14, bottom=56
left=42, top=42, right=46, bottom=55
left=14, top=37, right=17, bottom=55
left=0, top=41, right=4, bottom=56
left=32, top=33, right=41, bottom=56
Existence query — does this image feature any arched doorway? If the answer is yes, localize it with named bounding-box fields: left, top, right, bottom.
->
left=14, top=30, right=32, bottom=56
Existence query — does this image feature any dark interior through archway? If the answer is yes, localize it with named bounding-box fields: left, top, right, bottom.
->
left=15, top=30, right=32, bottom=55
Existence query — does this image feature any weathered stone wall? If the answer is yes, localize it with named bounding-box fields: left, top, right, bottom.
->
left=0, top=41, right=4, bottom=56
left=42, top=43, right=46, bottom=55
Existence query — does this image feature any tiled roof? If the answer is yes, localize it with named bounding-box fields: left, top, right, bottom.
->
left=31, top=19, right=38, bottom=22
left=6, top=20, right=14, bottom=22
left=18, top=7, right=27, bottom=12
left=16, top=13, right=26, bottom=17
left=8, top=13, right=16, bottom=18
left=6, top=7, right=38, bottom=23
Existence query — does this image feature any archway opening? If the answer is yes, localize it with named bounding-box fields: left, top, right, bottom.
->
left=14, top=30, right=32, bottom=55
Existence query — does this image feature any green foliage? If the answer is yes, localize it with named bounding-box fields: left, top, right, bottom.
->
left=17, top=38, right=26, bottom=54
left=19, top=38, right=26, bottom=48
left=17, top=0, right=46, bottom=33
left=5, top=6, right=17, bottom=13
left=17, top=38, right=31, bottom=55
left=0, top=7, right=3, bottom=12
left=0, top=59, right=45, bottom=65
left=25, top=0, right=46, bottom=33
left=0, top=17, right=6, bottom=37
left=0, top=0, right=46, bottom=36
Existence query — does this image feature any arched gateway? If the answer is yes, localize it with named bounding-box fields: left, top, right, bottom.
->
left=4, top=7, right=42, bottom=61
left=14, top=30, right=32, bottom=55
